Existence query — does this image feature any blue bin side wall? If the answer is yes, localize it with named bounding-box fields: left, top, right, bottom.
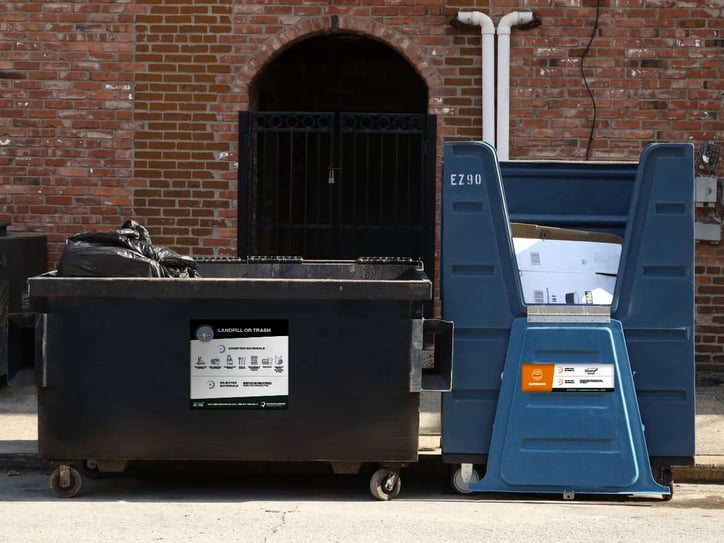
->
left=440, top=142, right=524, bottom=456
left=612, top=143, right=696, bottom=458
left=441, top=141, right=695, bottom=462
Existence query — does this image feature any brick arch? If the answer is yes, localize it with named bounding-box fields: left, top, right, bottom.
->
left=235, top=15, right=442, bottom=105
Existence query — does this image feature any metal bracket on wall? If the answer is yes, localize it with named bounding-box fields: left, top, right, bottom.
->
left=695, top=175, right=718, bottom=207
left=695, top=222, right=721, bottom=243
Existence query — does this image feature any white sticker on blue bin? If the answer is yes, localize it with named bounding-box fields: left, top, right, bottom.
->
left=522, top=363, right=615, bottom=393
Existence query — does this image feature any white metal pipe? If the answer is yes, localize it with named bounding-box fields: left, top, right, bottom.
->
left=496, top=11, right=535, bottom=160
left=456, top=11, right=496, bottom=146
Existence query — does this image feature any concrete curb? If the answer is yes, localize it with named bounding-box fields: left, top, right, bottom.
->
left=1, top=453, right=51, bottom=473
left=673, top=463, right=724, bottom=484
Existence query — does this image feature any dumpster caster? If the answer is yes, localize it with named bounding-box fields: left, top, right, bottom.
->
left=77, top=459, right=103, bottom=479
left=369, top=468, right=401, bottom=501
left=50, top=465, right=82, bottom=498
left=451, top=466, right=480, bottom=494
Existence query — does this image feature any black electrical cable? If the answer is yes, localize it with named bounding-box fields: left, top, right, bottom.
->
left=580, top=0, right=601, bottom=160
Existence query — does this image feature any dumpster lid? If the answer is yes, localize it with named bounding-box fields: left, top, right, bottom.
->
left=28, top=259, right=432, bottom=302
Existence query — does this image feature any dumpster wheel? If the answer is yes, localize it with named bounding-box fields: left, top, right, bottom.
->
left=50, top=465, right=82, bottom=498
left=369, top=468, right=401, bottom=501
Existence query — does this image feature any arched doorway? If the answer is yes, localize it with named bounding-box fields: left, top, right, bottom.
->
left=238, top=34, right=435, bottom=275
left=254, top=33, right=427, bottom=113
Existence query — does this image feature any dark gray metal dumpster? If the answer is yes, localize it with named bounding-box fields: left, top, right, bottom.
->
left=29, top=258, right=451, bottom=499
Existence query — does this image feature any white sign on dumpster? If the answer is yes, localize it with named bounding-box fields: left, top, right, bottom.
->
left=190, top=319, right=289, bottom=410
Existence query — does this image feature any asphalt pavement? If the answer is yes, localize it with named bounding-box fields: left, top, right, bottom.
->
left=1, top=370, right=723, bottom=484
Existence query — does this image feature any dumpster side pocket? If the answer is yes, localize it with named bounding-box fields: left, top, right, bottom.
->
left=409, top=319, right=423, bottom=393
left=421, top=319, right=454, bottom=392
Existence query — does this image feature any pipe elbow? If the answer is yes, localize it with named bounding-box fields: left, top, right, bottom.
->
left=497, top=11, right=536, bottom=35
left=455, top=11, right=495, bottom=35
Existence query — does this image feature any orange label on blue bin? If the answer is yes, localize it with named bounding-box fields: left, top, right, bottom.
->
left=522, top=364, right=555, bottom=392
left=522, top=363, right=614, bottom=393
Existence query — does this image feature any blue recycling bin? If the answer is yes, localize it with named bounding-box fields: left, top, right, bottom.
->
left=440, top=141, right=694, bottom=498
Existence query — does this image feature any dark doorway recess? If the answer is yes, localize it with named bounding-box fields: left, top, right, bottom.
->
left=254, top=34, right=428, bottom=113
left=238, top=34, right=436, bottom=284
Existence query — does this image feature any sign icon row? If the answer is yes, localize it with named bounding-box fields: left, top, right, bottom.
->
left=195, top=355, right=285, bottom=371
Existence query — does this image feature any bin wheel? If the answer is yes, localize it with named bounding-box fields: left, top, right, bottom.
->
left=656, top=467, right=674, bottom=501
left=663, top=486, right=674, bottom=501
left=451, top=467, right=480, bottom=494
left=369, top=468, right=401, bottom=501
left=50, top=465, right=83, bottom=498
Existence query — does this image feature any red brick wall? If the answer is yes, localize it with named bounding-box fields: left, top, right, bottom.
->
left=1, top=0, right=722, bottom=368
left=133, top=0, right=237, bottom=254
left=1, top=0, right=137, bottom=250
left=696, top=256, right=724, bottom=371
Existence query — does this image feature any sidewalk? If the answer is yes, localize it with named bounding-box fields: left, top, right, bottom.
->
left=2, top=373, right=723, bottom=483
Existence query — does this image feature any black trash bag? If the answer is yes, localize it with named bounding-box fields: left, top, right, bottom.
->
left=59, top=241, right=163, bottom=277
left=120, top=219, right=152, bottom=243
left=58, top=221, right=199, bottom=278
left=150, top=245, right=199, bottom=278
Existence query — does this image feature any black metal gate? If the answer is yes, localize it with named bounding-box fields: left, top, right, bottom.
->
left=238, top=111, right=436, bottom=274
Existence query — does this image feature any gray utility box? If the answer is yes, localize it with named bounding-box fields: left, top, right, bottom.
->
left=0, top=223, right=47, bottom=383
left=29, top=258, right=452, bottom=499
